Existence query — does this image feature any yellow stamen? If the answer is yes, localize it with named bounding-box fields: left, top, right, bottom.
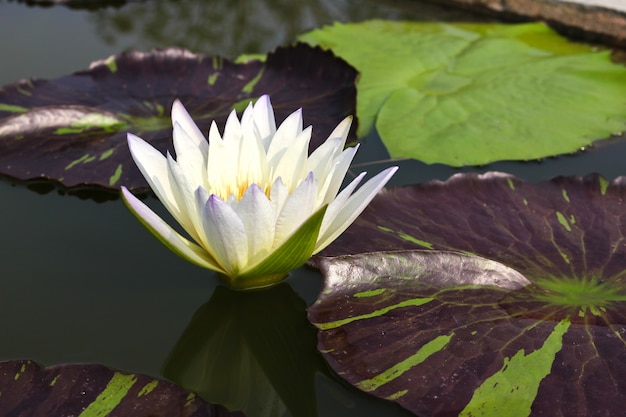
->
left=215, top=180, right=272, bottom=201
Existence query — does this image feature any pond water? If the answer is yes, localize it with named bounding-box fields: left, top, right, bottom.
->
left=0, top=1, right=625, bottom=416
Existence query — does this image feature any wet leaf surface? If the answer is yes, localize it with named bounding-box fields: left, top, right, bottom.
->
left=0, top=44, right=357, bottom=190
left=312, top=173, right=626, bottom=416
left=310, top=250, right=626, bottom=417
left=0, top=359, right=245, bottom=416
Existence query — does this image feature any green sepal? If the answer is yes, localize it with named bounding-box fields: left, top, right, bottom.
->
left=120, top=189, right=225, bottom=274
left=227, top=205, right=328, bottom=290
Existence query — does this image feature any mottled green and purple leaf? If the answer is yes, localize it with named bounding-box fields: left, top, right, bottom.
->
left=311, top=173, right=626, bottom=416
left=0, top=44, right=357, bottom=190
left=0, top=360, right=244, bottom=416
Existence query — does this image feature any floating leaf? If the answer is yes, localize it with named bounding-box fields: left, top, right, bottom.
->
left=0, top=360, right=244, bottom=416
left=300, top=21, right=626, bottom=166
left=321, top=172, right=626, bottom=276
left=0, top=44, right=357, bottom=190
left=313, top=172, right=626, bottom=416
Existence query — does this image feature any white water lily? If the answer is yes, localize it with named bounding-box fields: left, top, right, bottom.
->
left=121, top=95, right=397, bottom=289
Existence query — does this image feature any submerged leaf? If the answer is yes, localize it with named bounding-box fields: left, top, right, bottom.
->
left=0, top=44, right=357, bottom=190
left=301, top=21, right=626, bottom=166
left=313, top=172, right=626, bottom=416
left=0, top=360, right=244, bottom=416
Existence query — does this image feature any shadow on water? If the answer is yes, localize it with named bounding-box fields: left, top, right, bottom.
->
left=163, top=281, right=416, bottom=417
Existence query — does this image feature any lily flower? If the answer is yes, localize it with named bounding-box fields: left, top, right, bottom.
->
left=121, top=95, right=397, bottom=289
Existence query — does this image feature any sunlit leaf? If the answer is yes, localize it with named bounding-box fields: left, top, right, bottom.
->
left=313, top=172, right=626, bottom=416
left=0, top=44, right=357, bottom=190
left=301, top=21, right=626, bottom=166
left=0, top=360, right=244, bottom=416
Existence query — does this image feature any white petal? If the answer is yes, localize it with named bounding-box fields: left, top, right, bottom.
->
left=173, top=122, right=207, bottom=187
left=226, top=192, right=239, bottom=209
left=240, top=101, right=255, bottom=129
left=199, top=193, right=249, bottom=276
left=206, top=126, right=241, bottom=199
left=235, top=184, right=276, bottom=263
left=208, top=120, right=222, bottom=144
left=320, top=171, right=366, bottom=232
left=127, top=133, right=183, bottom=220
left=269, top=126, right=311, bottom=191
left=269, top=176, right=289, bottom=218
left=266, top=108, right=303, bottom=162
left=325, top=116, right=352, bottom=152
left=253, top=95, right=276, bottom=146
left=274, top=172, right=318, bottom=245
left=315, top=166, right=398, bottom=252
left=223, top=109, right=243, bottom=144
left=171, top=99, right=209, bottom=155
left=318, top=144, right=360, bottom=205
left=193, top=186, right=228, bottom=263
left=307, top=137, right=343, bottom=180
left=121, top=187, right=224, bottom=273
left=166, top=153, right=204, bottom=245
left=238, top=117, right=269, bottom=190
left=306, top=117, right=352, bottom=179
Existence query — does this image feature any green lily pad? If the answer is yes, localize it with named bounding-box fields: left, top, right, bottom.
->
left=313, top=172, right=626, bottom=416
left=0, top=44, right=357, bottom=190
left=300, top=21, right=626, bottom=166
left=310, top=250, right=626, bottom=416
left=0, top=359, right=244, bottom=416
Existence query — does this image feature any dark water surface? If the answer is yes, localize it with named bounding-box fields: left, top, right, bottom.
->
left=1, top=1, right=625, bottom=416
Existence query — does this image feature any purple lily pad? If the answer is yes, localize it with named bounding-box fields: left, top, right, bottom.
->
left=321, top=172, right=626, bottom=278
left=0, top=359, right=244, bottom=416
left=0, top=43, right=357, bottom=190
left=311, top=172, right=626, bottom=416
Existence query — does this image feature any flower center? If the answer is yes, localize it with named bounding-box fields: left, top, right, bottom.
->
left=216, top=179, right=272, bottom=202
